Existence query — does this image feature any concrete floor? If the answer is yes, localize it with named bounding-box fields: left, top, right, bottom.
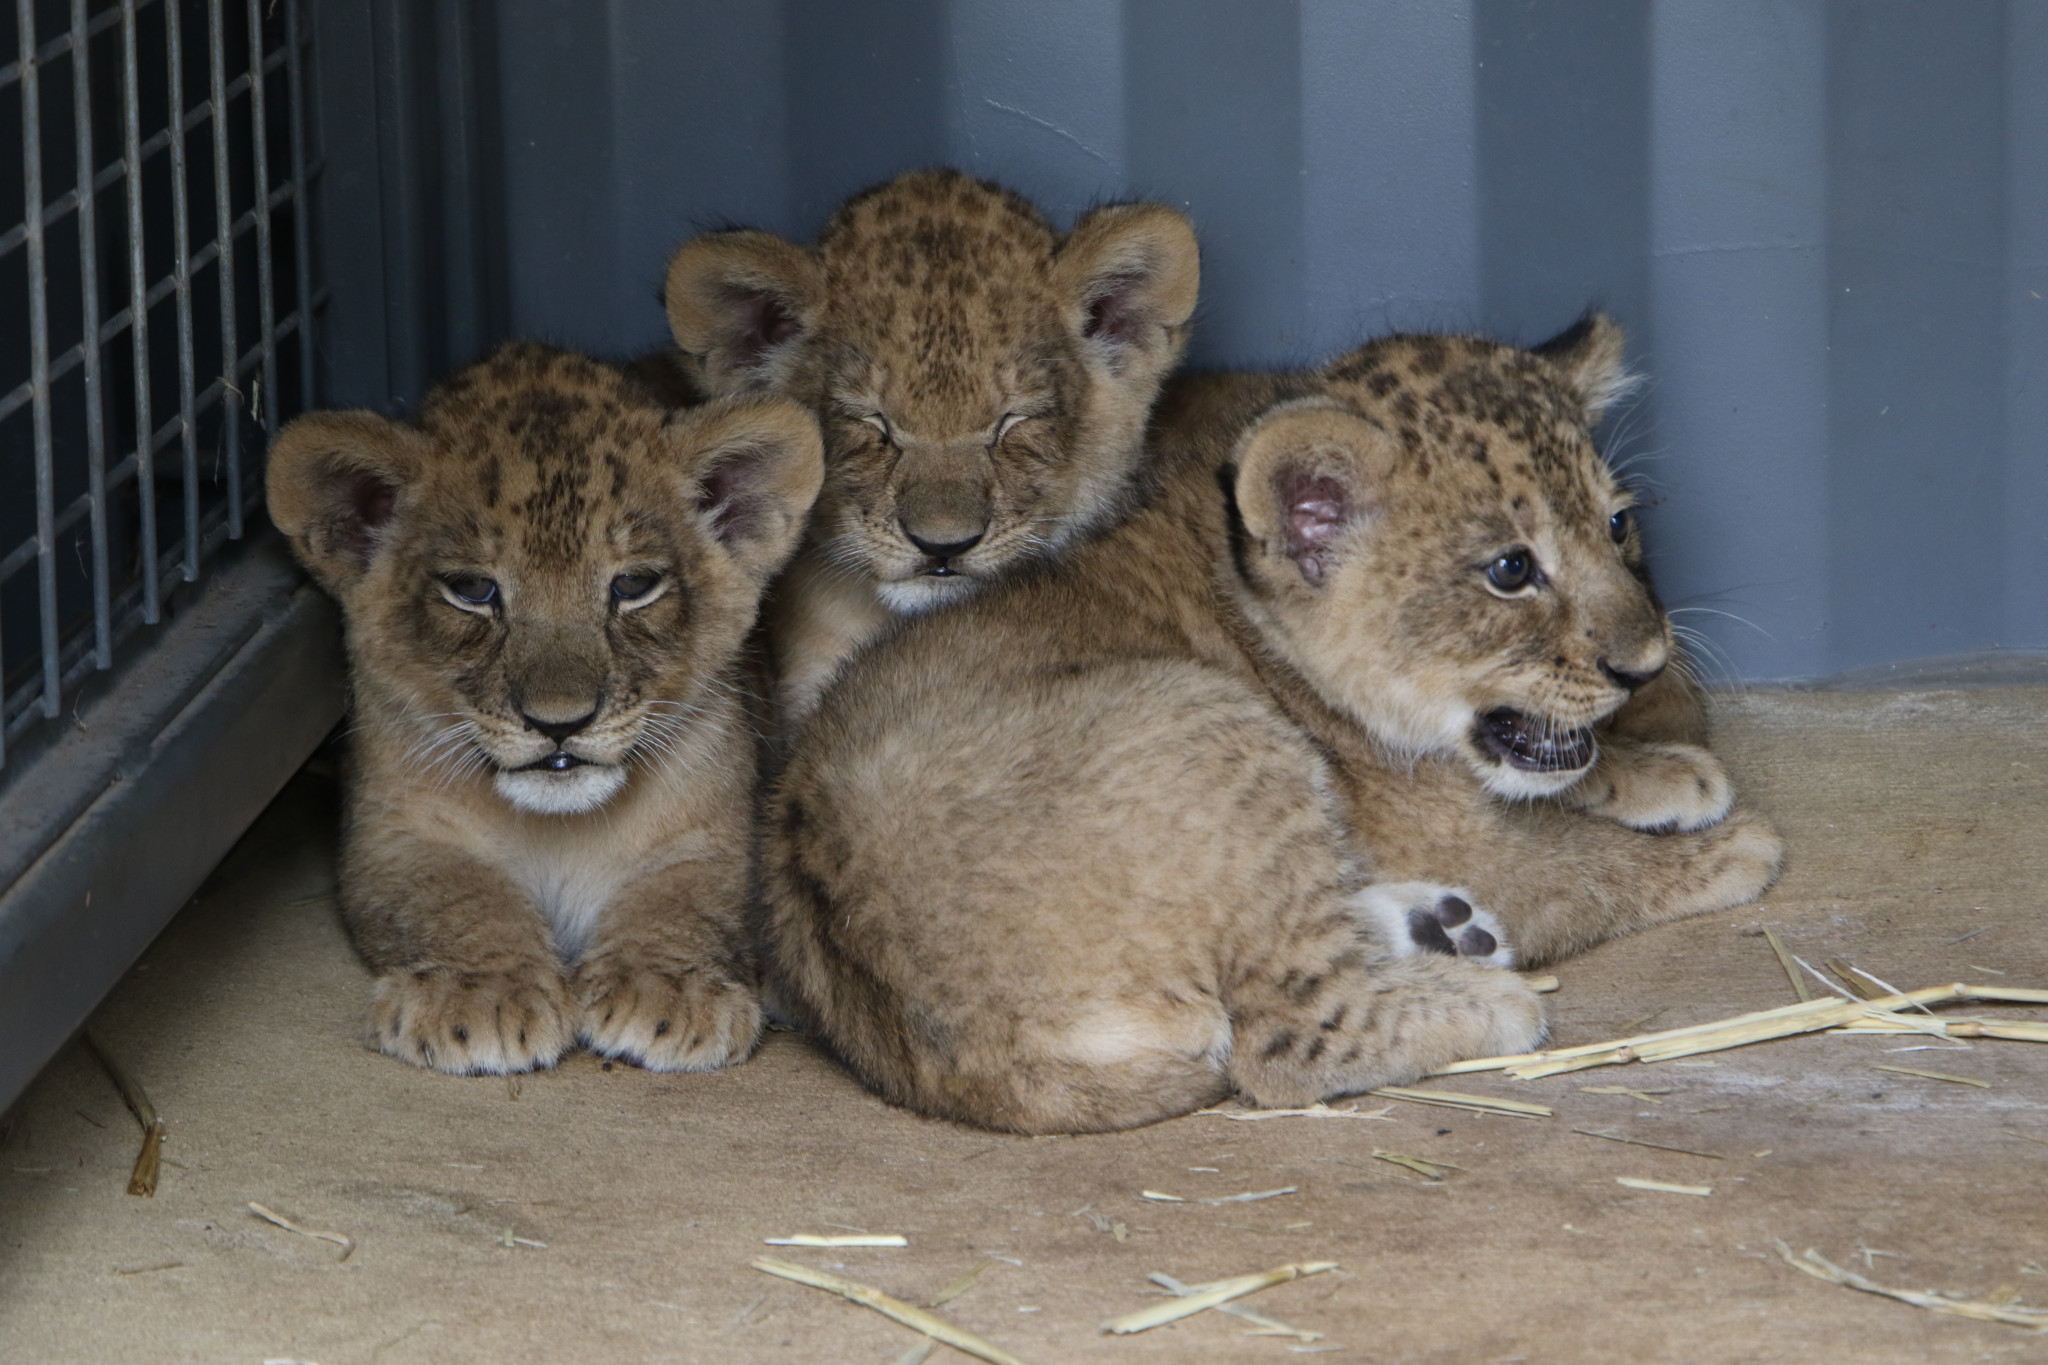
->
left=2, top=686, right=2044, bottom=1364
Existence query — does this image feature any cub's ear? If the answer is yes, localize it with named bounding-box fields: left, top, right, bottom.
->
left=669, top=395, right=825, bottom=585
left=266, top=410, right=427, bottom=595
left=1531, top=312, right=1638, bottom=427
left=1231, top=402, right=1396, bottom=591
left=664, top=230, right=823, bottom=395
left=1054, top=202, right=1200, bottom=382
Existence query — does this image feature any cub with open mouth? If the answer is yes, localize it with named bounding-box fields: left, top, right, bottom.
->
left=268, top=342, right=823, bottom=1074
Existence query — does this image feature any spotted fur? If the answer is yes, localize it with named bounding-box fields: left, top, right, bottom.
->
left=760, top=317, right=1779, bottom=1134
left=268, top=342, right=823, bottom=1075
left=665, top=168, right=1199, bottom=721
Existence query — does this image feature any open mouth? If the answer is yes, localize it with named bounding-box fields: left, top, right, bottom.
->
left=1475, top=708, right=1596, bottom=773
left=514, top=750, right=586, bottom=774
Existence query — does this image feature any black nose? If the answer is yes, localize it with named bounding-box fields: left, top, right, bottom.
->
left=1599, top=659, right=1666, bottom=692
left=522, top=709, right=597, bottom=745
left=904, top=529, right=983, bottom=560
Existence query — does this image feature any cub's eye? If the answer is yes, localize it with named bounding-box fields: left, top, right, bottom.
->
left=1485, top=550, right=1535, bottom=593
left=1609, top=508, right=1635, bottom=543
left=993, top=412, right=1030, bottom=444
left=859, top=412, right=894, bottom=445
left=444, top=575, right=498, bottom=607
left=610, top=572, right=661, bottom=603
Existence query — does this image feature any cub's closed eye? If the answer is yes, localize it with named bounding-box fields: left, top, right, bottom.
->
left=860, top=412, right=894, bottom=444
left=1485, top=550, right=1536, bottom=593
left=1609, top=508, right=1635, bottom=543
left=444, top=575, right=498, bottom=607
left=611, top=572, right=661, bottom=603
left=993, top=412, right=1031, bottom=443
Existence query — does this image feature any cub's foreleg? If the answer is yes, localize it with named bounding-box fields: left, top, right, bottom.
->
left=1560, top=737, right=1732, bottom=832
left=572, top=856, right=763, bottom=1072
left=344, top=836, right=576, bottom=1075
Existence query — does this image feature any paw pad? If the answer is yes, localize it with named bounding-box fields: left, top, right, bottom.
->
left=1407, top=895, right=1495, bottom=959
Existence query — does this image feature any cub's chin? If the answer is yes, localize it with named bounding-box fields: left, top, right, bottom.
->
left=1468, top=707, right=1598, bottom=802
left=874, top=573, right=982, bottom=616
left=494, top=761, right=627, bottom=815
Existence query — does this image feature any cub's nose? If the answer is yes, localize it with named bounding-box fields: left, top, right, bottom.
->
left=1598, top=658, right=1667, bottom=692
left=521, top=708, right=598, bottom=745
left=903, top=527, right=984, bottom=561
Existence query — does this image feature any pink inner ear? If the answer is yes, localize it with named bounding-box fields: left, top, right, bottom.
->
left=728, top=289, right=800, bottom=367
left=697, top=452, right=761, bottom=545
left=1278, top=471, right=1352, bottom=586
left=331, top=468, right=397, bottom=560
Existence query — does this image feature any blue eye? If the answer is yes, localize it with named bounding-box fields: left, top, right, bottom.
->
left=1610, top=508, right=1635, bottom=543
left=1486, top=549, right=1534, bottom=592
left=447, top=575, right=498, bottom=606
left=611, top=572, right=660, bottom=602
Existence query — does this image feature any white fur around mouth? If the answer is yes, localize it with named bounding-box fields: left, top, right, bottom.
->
left=494, top=763, right=626, bottom=815
left=875, top=574, right=980, bottom=615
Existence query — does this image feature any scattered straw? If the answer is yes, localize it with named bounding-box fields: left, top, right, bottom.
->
left=1778, top=1244, right=2048, bottom=1330
left=1197, top=1104, right=1395, bottom=1122
left=765, top=1234, right=908, bottom=1247
left=929, top=1262, right=989, bottom=1308
left=248, top=1202, right=355, bottom=1261
left=1615, top=1177, right=1712, bottom=1197
left=1871, top=1064, right=1989, bottom=1088
left=1826, top=958, right=1892, bottom=1001
left=751, top=1256, right=1028, bottom=1365
left=81, top=1034, right=164, bottom=1198
left=1432, top=982, right=2048, bottom=1080
left=1370, top=1085, right=1552, bottom=1118
left=1140, top=1190, right=1184, bottom=1203
left=1762, top=928, right=1812, bottom=1002
left=1200, top=1187, right=1297, bottom=1205
left=1579, top=1085, right=1670, bottom=1104
left=1102, top=1262, right=1338, bottom=1335
left=1573, top=1129, right=1722, bottom=1160
left=1150, top=1272, right=1324, bottom=1341
left=1371, top=1151, right=1459, bottom=1180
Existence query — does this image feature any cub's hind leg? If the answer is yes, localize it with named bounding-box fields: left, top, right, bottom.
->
left=1222, top=918, right=1544, bottom=1110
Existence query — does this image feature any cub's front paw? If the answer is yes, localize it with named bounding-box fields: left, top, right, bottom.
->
left=1567, top=740, right=1733, bottom=832
left=573, top=960, right=762, bottom=1072
left=1350, top=882, right=1515, bottom=968
left=371, top=966, right=575, bottom=1074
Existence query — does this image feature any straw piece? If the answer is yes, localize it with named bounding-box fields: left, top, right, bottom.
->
left=1199, top=1187, right=1297, bottom=1205
left=1615, top=1177, right=1711, bottom=1197
left=1141, top=1190, right=1184, bottom=1202
left=1579, top=1085, right=1670, bottom=1103
left=1526, top=975, right=1561, bottom=994
left=80, top=1034, right=164, bottom=1198
left=1369, top=1086, right=1553, bottom=1118
left=1871, top=1065, right=1989, bottom=1088
left=248, top=1202, right=355, bottom=1262
left=1102, top=1262, right=1339, bottom=1335
left=751, top=1257, right=1028, bottom=1365
left=1573, top=1129, right=1722, bottom=1159
left=1778, top=1244, right=2048, bottom=1330
left=929, top=1262, right=989, bottom=1308
left=1433, top=982, right=2047, bottom=1080
left=1762, top=928, right=1812, bottom=1002
left=1150, top=1273, right=1323, bottom=1342
left=765, top=1234, right=908, bottom=1247
left=1371, top=1150, right=1457, bottom=1180
left=1826, top=958, right=1891, bottom=1000
left=1197, top=1104, right=1395, bottom=1122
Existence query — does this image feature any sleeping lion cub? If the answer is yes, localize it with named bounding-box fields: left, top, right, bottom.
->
left=269, top=343, right=823, bottom=1074
left=663, top=168, right=1199, bottom=721
left=763, top=317, right=1780, bottom=1133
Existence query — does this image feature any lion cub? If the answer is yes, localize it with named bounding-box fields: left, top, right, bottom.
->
left=269, top=343, right=822, bottom=1074
left=663, top=168, right=1199, bottom=721
left=762, top=317, right=1779, bottom=1134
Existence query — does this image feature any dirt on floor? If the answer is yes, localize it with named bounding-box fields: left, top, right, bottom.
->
left=2, top=686, right=2045, bottom=1365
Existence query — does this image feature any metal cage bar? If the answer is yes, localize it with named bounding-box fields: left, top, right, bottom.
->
left=2, top=0, right=322, bottom=769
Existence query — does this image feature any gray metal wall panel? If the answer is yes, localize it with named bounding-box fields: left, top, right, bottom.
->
left=472, top=0, right=2039, bottom=681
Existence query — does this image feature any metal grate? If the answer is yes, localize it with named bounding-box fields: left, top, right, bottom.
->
left=1, top=0, right=320, bottom=771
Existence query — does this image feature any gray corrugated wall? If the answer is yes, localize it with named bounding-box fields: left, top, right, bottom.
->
left=346, top=0, right=2047, bottom=682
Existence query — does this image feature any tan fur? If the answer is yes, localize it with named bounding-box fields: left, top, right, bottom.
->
left=664, top=168, right=1199, bottom=720
left=761, top=318, right=1780, bottom=1134
left=268, top=343, right=823, bottom=1075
